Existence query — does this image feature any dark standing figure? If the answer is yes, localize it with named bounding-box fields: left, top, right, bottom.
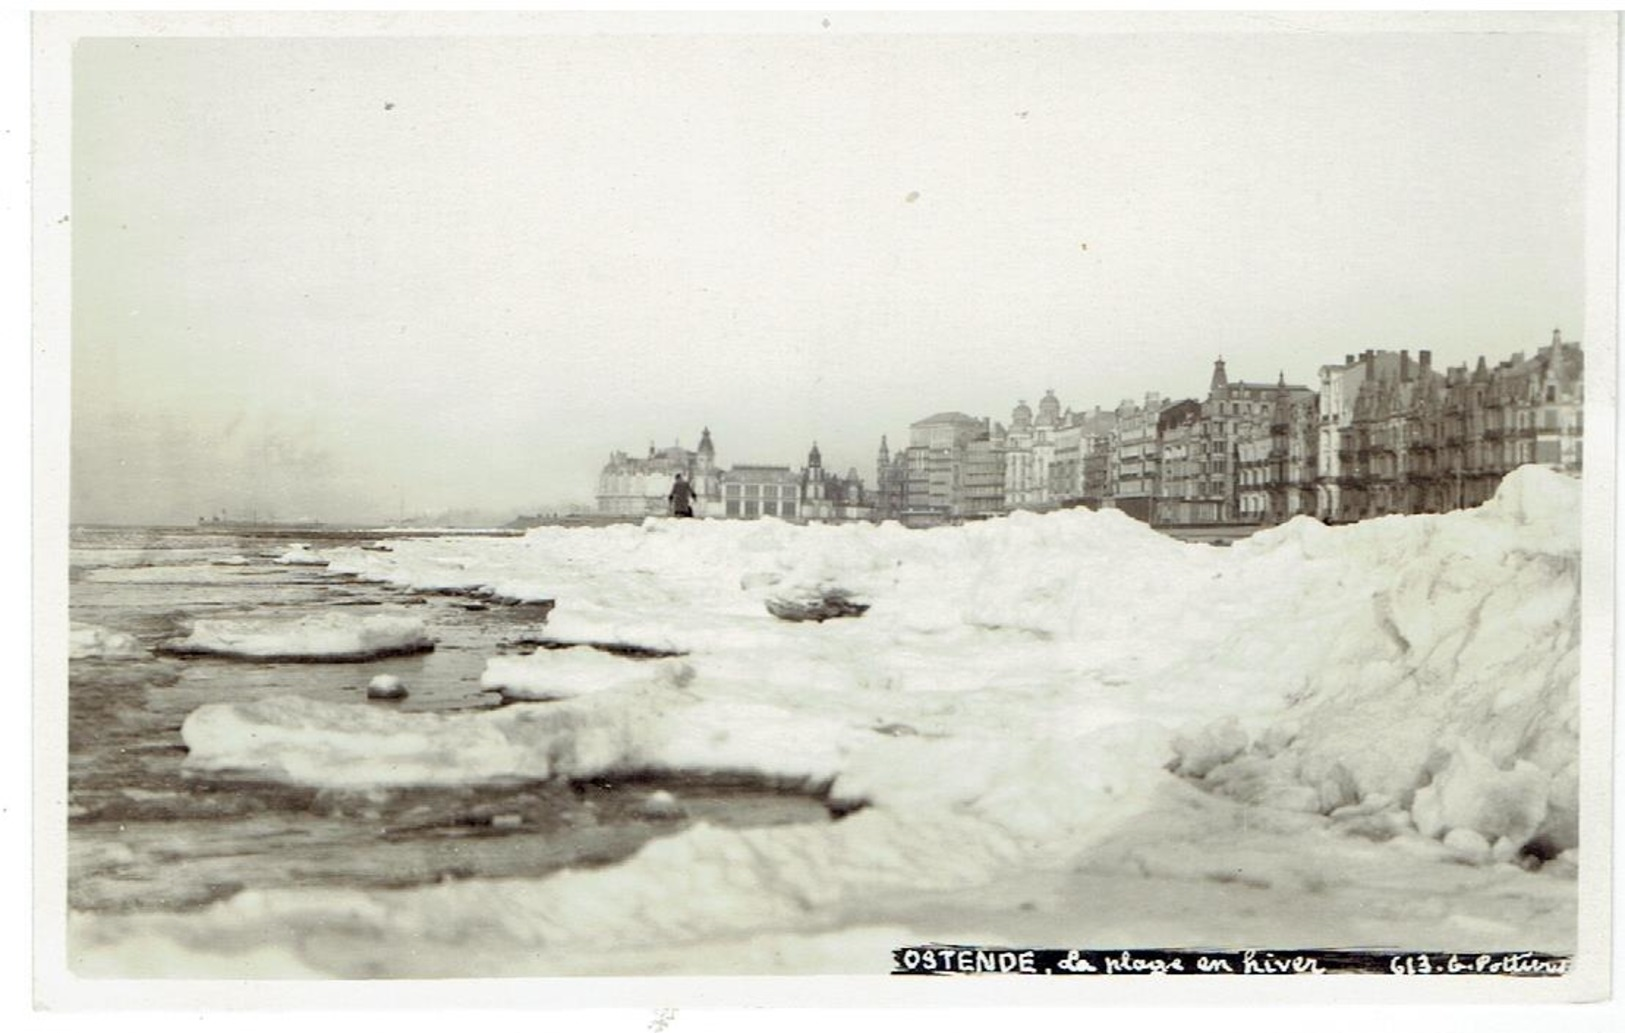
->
left=668, top=473, right=697, bottom=517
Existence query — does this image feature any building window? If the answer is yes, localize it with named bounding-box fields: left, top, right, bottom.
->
left=781, top=501, right=796, bottom=518
left=762, top=501, right=778, bottom=517
left=726, top=484, right=742, bottom=497
left=726, top=500, right=740, bottom=517
left=745, top=484, right=760, bottom=498
left=744, top=500, right=759, bottom=518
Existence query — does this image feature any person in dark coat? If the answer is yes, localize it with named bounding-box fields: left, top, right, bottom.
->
left=668, top=474, right=698, bottom=517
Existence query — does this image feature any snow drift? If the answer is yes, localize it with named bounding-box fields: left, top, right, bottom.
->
left=77, top=466, right=1584, bottom=975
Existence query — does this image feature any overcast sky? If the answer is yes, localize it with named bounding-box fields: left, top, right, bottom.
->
left=68, top=19, right=1595, bottom=525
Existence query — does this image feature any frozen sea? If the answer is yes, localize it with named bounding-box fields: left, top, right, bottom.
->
left=64, top=471, right=1583, bottom=978
left=67, top=527, right=833, bottom=960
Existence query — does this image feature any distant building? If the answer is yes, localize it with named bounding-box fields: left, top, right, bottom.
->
left=1235, top=375, right=1320, bottom=524
left=1310, top=335, right=1584, bottom=522
left=798, top=443, right=873, bottom=522
left=1343, top=350, right=1445, bottom=519
left=1315, top=350, right=1419, bottom=522
left=961, top=435, right=1007, bottom=518
left=1002, top=390, right=1064, bottom=511
left=1107, top=393, right=1168, bottom=522
left=890, top=411, right=990, bottom=526
left=874, top=435, right=905, bottom=522
left=720, top=464, right=802, bottom=519
left=1179, top=358, right=1316, bottom=524
left=828, top=467, right=874, bottom=522
left=1392, top=331, right=1582, bottom=517
left=1153, top=399, right=1206, bottom=523
left=596, top=427, right=719, bottom=517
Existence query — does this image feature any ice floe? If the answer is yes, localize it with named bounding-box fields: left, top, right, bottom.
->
left=274, top=543, right=329, bottom=566
left=479, top=647, right=694, bottom=701
left=69, top=623, right=147, bottom=661
left=161, top=613, right=434, bottom=661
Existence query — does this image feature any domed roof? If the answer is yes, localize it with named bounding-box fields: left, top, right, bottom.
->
left=1037, top=389, right=1061, bottom=427
left=1011, top=400, right=1033, bottom=430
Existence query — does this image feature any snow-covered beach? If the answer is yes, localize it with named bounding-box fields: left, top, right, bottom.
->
left=64, top=466, right=1581, bottom=978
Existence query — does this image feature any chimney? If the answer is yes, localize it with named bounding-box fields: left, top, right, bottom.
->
left=1401, top=350, right=1412, bottom=382
left=1553, top=328, right=1562, bottom=347
left=1345, top=354, right=1354, bottom=366
left=1419, top=349, right=1432, bottom=377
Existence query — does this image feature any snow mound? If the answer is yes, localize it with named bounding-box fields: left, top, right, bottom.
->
left=162, top=613, right=434, bottom=661
left=1174, top=466, right=1581, bottom=857
left=69, top=623, right=147, bottom=660
left=480, top=648, right=693, bottom=701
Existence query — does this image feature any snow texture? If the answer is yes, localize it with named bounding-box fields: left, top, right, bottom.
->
left=79, top=466, right=1583, bottom=974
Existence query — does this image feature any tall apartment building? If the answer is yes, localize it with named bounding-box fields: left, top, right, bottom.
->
left=1107, top=393, right=1168, bottom=522
left=1341, top=351, right=1445, bottom=519
left=1047, top=405, right=1118, bottom=505
left=1190, top=359, right=1316, bottom=523
left=961, top=436, right=1007, bottom=517
left=1316, top=351, right=1406, bottom=522
left=882, top=411, right=990, bottom=526
left=1154, top=399, right=1206, bottom=523
left=1236, top=376, right=1320, bottom=524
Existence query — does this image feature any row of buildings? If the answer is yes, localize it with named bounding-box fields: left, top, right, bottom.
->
left=595, top=330, right=1584, bottom=529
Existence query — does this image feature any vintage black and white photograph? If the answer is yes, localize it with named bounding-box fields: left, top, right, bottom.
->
left=35, top=10, right=1615, bottom=1002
